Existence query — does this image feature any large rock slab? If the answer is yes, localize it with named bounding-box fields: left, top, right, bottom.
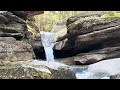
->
left=0, top=11, right=44, bottom=40
left=9, top=11, right=28, bottom=20
left=110, top=74, right=120, bottom=79
left=54, top=12, right=120, bottom=58
left=52, top=19, right=67, bottom=42
left=56, top=56, right=76, bottom=65
left=74, top=46, right=120, bottom=65
left=0, top=11, right=27, bottom=40
left=0, top=37, right=35, bottom=61
left=0, top=60, right=76, bottom=79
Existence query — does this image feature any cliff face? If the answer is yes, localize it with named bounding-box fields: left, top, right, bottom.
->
left=0, top=11, right=44, bottom=61
left=54, top=12, right=120, bottom=60
left=0, top=11, right=27, bottom=40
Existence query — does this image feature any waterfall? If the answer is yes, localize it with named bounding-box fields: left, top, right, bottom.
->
left=39, top=31, right=119, bottom=79
left=40, top=31, right=55, bottom=61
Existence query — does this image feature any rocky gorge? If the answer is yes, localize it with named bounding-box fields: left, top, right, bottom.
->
left=0, top=11, right=120, bottom=79
left=0, top=11, right=76, bottom=79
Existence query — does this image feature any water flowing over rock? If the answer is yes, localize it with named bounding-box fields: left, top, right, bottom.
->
left=87, top=58, right=120, bottom=79
left=1, top=11, right=120, bottom=79
left=40, top=31, right=55, bottom=61
left=74, top=58, right=120, bottom=79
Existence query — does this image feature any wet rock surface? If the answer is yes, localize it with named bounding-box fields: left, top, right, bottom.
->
left=0, top=60, right=76, bottom=79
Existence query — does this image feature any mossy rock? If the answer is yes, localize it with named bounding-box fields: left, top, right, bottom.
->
left=0, top=61, right=76, bottom=79
left=0, top=61, right=51, bottom=79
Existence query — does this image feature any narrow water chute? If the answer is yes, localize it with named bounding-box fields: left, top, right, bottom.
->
left=40, top=31, right=55, bottom=61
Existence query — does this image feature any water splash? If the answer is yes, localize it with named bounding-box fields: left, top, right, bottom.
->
left=71, top=65, right=111, bottom=79
left=29, top=60, right=68, bottom=70
left=39, top=31, right=120, bottom=79
left=40, top=31, right=55, bottom=61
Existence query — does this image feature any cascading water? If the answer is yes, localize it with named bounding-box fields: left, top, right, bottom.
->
left=71, top=66, right=111, bottom=79
left=39, top=31, right=110, bottom=79
left=40, top=31, right=55, bottom=61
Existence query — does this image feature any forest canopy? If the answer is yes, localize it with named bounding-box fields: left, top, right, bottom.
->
left=34, top=11, right=79, bottom=32
left=34, top=11, right=120, bottom=32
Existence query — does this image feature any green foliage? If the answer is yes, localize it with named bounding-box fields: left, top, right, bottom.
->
left=34, top=11, right=120, bottom=32
left=101, top=11, right=120, bottom=18
left=34, top=11, right=78, bottom=32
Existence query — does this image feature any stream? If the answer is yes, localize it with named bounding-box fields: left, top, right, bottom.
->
left=39, top=31, right=111, bottom=79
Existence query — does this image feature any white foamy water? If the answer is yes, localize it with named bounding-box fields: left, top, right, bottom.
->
left=31, top=30, right=120, bottom=79
left=22, top=59, right=120, bottom=79
left=40, top=31, right=55, bottom=61
left=30, top=60, right=68, bottom=70
left=75, top=71, right=110, bottom=79
left=30, top=58, right=120, bottom=79
left=75, top=58, right=120, bottom=79
left=22, top=60, right=68, bottom=74
left=88, top=58, right=120, bottom=77
left=0, top=11, right=7, bottom=13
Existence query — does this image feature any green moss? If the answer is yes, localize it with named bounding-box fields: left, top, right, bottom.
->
left=37, top=71, right=51, bottom=79
left=0, top=62, right=51, bottom=79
